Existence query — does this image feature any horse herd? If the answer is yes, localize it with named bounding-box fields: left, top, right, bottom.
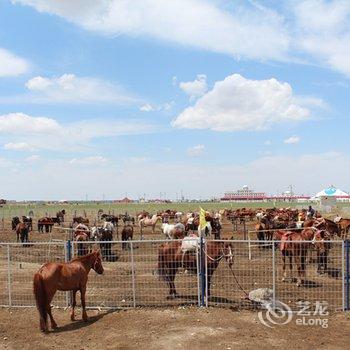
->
left=7, top=206, right=349, bottom=332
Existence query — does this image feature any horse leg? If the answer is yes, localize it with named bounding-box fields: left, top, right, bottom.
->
left=301, top=253, right=306, bottom=285
left=295, top=255, right=302, bottom=287
left=289, top=255, right=293, bottom=282
left=324, top=251, right=328, bottom=273
left=80, top=286, right=88, bottom=322
left=70, top=290, right=77, bottom=321
left=167, top=267, right=178, bottom=298
left=316, top=250, right=322, bottom=274
left=47, top=304, right=57, bottom=329
left=282, top=254, right=287, bottom=281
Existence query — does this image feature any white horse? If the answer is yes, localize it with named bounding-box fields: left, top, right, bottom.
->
left=103, top=221, right=114, bottom=232
left=174, top=212, right=183, bottom=223
left=161, top=223, right=185, bottom=239
left=198, top=221, right=212, bottom=237
left=138, top=214, right=162, bottom=238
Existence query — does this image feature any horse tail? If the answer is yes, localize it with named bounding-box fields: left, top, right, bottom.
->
left=33, top=273, right=48, bottom=330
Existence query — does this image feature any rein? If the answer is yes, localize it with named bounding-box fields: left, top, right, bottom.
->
left=203, top=245, right=249, bottom=298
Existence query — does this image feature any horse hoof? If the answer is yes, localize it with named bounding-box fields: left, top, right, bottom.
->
left=51, top=323, right=58, bottom=330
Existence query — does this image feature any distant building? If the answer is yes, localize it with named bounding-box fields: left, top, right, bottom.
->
left=114, top=197, right=133, bottom=203
left=311, top=186, right=350, bottom=202
left=221, top=185, right=266, bottom=201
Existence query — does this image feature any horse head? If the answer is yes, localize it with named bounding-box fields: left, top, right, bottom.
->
left=92, top=250, right=104, bottom=274
left=223, top=241, right=234, bottom=267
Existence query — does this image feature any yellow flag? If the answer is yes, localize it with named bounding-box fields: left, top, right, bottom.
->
left=199, top=207, right=207, bottom=230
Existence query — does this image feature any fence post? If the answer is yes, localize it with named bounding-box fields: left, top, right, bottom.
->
left=272, top=241, right=276, bottom=309
left=130, top=242, right=136, bottom=308
left=346, top=240, right=349, bottom=311
left=7, top=245, right=12, bottom=307
left=199, top=235, right=206, bottom=307
left=66, top=240, right=72, bottom=307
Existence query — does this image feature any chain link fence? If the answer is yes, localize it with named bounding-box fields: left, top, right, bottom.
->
left=0, top=239, right=347, bottom=311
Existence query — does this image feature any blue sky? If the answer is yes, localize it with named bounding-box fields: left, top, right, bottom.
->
left=0, top=0, right=350, bottom=200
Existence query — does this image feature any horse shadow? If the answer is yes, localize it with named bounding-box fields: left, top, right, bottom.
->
left=302, top=280, right=322, bottom=288
left=171, top=294, right=246, bottom=309
left=325, top=267, right=341, bottom=278
left=51, top=309, right=117, bottom=333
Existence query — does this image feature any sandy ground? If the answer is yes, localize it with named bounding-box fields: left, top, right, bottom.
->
left=0, top=308, right=349, bottom=350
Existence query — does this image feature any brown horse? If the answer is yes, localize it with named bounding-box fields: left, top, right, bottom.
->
left=33, top=251, right=104, bottom=332
left=73, top=217, right=89, bottom=225
left=275, top=228, right=328, bottom=286
left=157, top=240, right=233, bottom=298
left=121, top=224, right=134, bottom=250
left=16, top=222, right=30, bottom=243
left=335, top=218, right=350, bottom=239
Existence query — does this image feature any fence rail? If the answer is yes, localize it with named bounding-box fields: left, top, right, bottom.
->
left=0, top=239, right=348, bottom=312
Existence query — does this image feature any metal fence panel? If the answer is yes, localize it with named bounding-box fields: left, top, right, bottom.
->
left=0, top=245, right=9, bottom=306
left=274, top=240, right=344, bottom=312
left=6, top=242, right=66, bottom=307
left=132, top=239, right=199, bottom=307
left=208, top=240, right=273, bottom=309
left=0, top=239, right=347, bottom=311
left=72, top=241, right=134, bottom=309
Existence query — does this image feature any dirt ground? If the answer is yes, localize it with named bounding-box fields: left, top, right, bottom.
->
left=0, top=212, right=348, bottom=349
left=0, top=307, right=349, bottom=350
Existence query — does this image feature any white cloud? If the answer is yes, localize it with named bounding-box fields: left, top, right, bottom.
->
left=293, top=0, right=350, bottom=77
left=140, top=103, right=155, bottom=112
left=264, top=140, right=272, bottom=145
left=4, top=142, right=36, bottom=151
left=173, top=74, right=312, bottom=132
left=2, top=151, right=349, bottom=200
left=139, top=101, right=174, bottom=112
left=284, top=136, right=300, bottom=144
left=13, top=0, right=290, bottom=62
left=69, top=156, right=107, bottom=165
left=187, top=144, right=205, bottom=157
left=179, top=74, right=208, bottom=100
left=0, top=113, right=61, bottom=135
left=26, top=155, right=40, bottom=162
left=0, top=48, right=29, bottom=77
left=24, top=73, right=137, bottom=104
left=0, top=112, right=157, bottom=151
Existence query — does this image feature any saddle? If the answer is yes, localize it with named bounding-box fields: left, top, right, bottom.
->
left=181, top=234, right=200, bottom=269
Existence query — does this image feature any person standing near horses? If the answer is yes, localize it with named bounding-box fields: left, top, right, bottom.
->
left=307, top=205, right=315, bottom=219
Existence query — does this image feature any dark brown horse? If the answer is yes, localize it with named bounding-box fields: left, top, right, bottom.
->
left=37, top=217, right=55, bottom=233
left=121, top=224, right=133, bottom=250
left=157, top=240, right=233, bottom=298
left=73, top=217, right=89, bottom=225
left=16, top=222, right=30, bottom=243
left=33, top=251, right=104, bottom=332
left=275, top=228, right=328, bottom=286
